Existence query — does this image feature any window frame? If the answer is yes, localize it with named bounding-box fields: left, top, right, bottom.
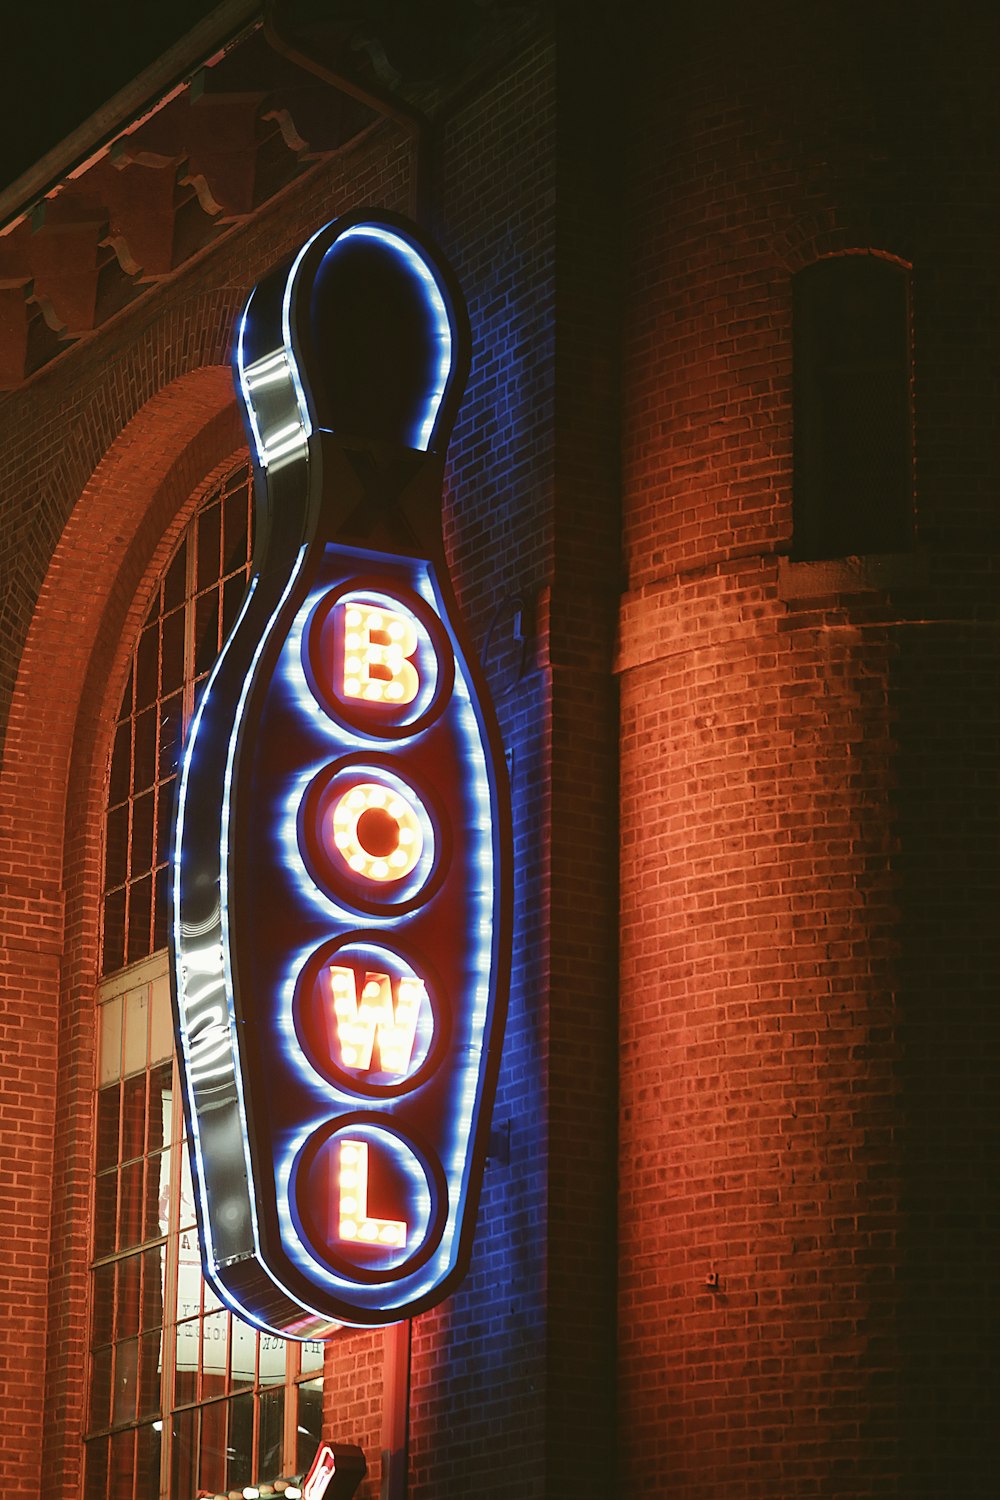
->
left=87, top=461, right=326, bottom=1499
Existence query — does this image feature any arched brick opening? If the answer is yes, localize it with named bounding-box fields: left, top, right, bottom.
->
left=0, top=365, right=245, bottom=1493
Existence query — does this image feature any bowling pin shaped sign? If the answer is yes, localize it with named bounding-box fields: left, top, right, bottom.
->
left=169, top=212, right=511, bottom=1334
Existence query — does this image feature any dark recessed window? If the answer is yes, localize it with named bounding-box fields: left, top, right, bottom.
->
left=793, top=254, right=912, bottom=560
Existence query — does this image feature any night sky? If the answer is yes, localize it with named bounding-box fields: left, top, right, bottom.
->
left=2, top=1, right=229, bottom=197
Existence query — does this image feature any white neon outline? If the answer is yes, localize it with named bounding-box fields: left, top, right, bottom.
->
left=180, top=555, right=501, bottom=1324
left=236, top=221, right=320, bottom=471
left=238, top=220, right=456, bottom=466
left=281, top=223, right=328, bottom=437
left=221, top=223, right=492, bottom=1324
left=235, top=297, right=269, bottom=466
left=429, top=637, right=496, bottom=1283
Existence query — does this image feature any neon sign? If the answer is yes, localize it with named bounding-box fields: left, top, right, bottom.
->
left=169, top=213, right=511, bottom=1333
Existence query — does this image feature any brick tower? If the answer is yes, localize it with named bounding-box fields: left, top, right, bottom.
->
left=618, top=4, right=999, bottom=1495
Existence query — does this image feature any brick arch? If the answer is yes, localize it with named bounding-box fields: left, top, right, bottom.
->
left=774, top=221, right=916, bottom=277
left=0, top=364, right=246, bottom=1494
left=0, top=286, right=247, bottom=741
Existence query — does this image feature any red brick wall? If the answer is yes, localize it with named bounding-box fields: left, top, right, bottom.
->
left=2, top=5, right=997, bottom=1495
left=618, top=2, right=999, bottom=1494
left=0, top=27, right=577, bottom=1499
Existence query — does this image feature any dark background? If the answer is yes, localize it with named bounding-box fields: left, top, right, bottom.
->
left=2, top=1, right=227, bottom=195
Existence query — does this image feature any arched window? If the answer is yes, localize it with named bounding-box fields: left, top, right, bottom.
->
left=793, top=253, right=913, bottom=560
left=86, top=459, right=325, bottom=1500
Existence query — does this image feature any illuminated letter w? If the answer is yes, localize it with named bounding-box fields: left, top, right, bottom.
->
left=322, top=964, right=425, bottom=1075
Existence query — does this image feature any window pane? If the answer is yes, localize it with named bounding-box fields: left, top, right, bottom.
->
left=109, top=720, right=131, bottom=807
left=84, top=1435, right=109, bottom=1500
left=259, top=1329, right=286, bottom=1385
left=174, top=1320, right=199, bottom=1407
left=92, top=1260, right=116, bottom=1347
left=258, top=1386, right=284, bottom=1478
left=149, top=978, right=173, bottom=1065
left=105, top=805, right=129, bottom=891
left=158, top=690, right=183, bottom=781
left=123, top=988, right=149, bottom=1076
left=90, top=1345, right=113, bottom=1431
left=202, top=1275, right=224, bottom=1317
left=113, top=1338, right=139, bottom=1427
left=162, top=540, right=186, bottom=613
left=118, top=666, right=134, bottom=721
left=141, top=1244, right=166, bottom=1331
left=297, top=1377, right=324, bottom=1472
left=155, top=788, right=173, bottom=869
left=98, top=996, right=123, bottom=1087
left=146, top=1062, right=172, bottom=1153
left=176, top=1258, right=201, bottom=1327
left=152, top=1146, right=172, bottom=1242
left=138, top=1330, right=163, bottom=1421
left=230, top=1315, right=256, bottom=1391
left=96, top=1085, right=120, bottom=1172
left=199, top=1399, right=228, bottom=1495
left=169, top=1406, right=197, bottom=1500
left=117, top=1252, right=141, bottom=1340
left=126, top=876, right=152, bottom=966
left=132, top=709, right=157, bottom=798
left=153, top=865, right=170, bottom=953
left=134, top=626, right=159, bottom=713
left=109, top=1427, right=136, bottom=1500
left=194, top=590, right=220, bottom=676
left=102, top=888, right=126, bottom=977
left=227, top=1393, right=254, bottom=1489
left=200, top=1310, right=228, bottom=1400
left=179, top=1146, right=195, bottom=1231
left=223, top=475, right=250, bottom=572
left=143, top=1157, right=165, bottom=1244
left=222, top=571, right=248, bottom=637
left=160, top=611, right=185, bottom=699
left=120, top=1073, right=146, bottom=1163
left=94, top=1171, right=118, bottom=1259
left=130, top=794, right=155, bottom=881
left=134, top=1421, right=162, bottom=1500
left=301, top=1338, right=324, bottom=1376
left=196, top=502, right=222, bottom=593
left=118, top=1158, right=144, bottom=1250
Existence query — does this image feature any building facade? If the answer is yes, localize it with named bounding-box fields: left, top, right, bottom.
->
left=0, top=2, right=996, bottom=1496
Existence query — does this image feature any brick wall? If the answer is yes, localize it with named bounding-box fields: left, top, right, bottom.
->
left=0, top=24, right=573, bottom=1500
left=618, top=2, right=999, bottom=1494
left=2, top=3, right=997, bottom=1495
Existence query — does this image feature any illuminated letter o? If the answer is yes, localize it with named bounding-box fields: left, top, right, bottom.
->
left=297, top=759, right=447, bottom=916
left=331, top=781, right=423, bottom=882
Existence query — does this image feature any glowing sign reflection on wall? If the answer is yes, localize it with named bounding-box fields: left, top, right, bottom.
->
left=169, top=212, right=511, bottom=1334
